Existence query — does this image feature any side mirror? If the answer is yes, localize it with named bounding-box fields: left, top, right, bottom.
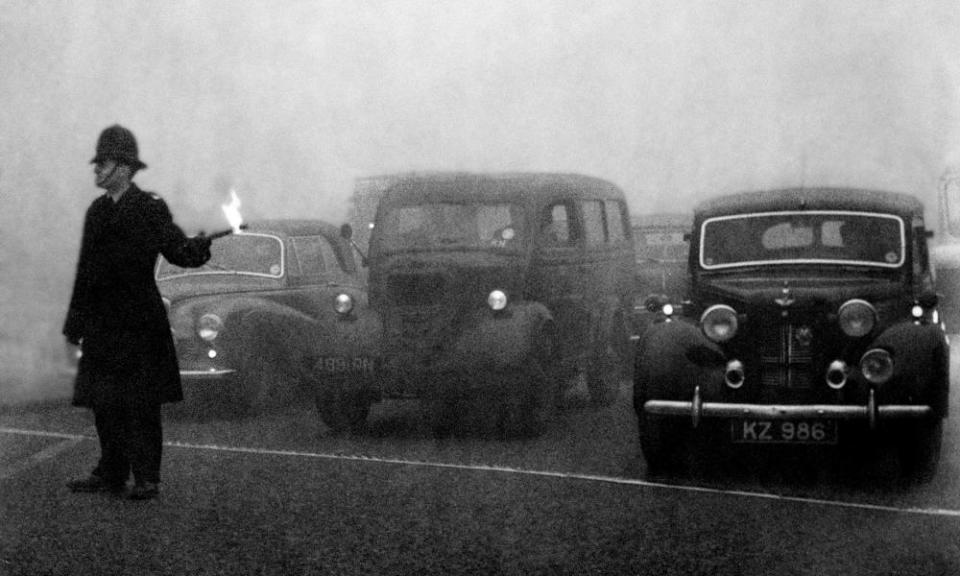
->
left=340, top=223, right=354, bottom=240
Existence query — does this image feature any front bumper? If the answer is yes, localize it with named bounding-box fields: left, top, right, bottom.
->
left=179, top=368, right=236, bottom=381
left=644, top=386, right=933, bottom=430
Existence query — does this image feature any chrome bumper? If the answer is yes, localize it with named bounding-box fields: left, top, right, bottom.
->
left=180, top=368, right=236, bottom=380
left=643, top=386, right=932, bottom=430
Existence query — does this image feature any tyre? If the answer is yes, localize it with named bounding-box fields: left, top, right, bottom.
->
left=586, top=326, right=622, bottom=406
left=638, top=411, right=688, bottom=475
left=898, top=419, right=943, bottom=484
left=512, top=361, right=557, bottom=438
left=237, top=350, right=291, bottom=414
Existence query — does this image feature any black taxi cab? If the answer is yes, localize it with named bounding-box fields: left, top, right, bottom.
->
left=634, top=188, right=948, bottom=482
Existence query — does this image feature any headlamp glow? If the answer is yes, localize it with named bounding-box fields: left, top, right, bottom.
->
left=838, top=299, right=877, bottom=337
left=334, top=293, right=354, bottom=315
left=701, top=304, right=738, bottom=343
left=488, top=290, right=508, bottom=311
left=198, top=313, right=223, bottom=341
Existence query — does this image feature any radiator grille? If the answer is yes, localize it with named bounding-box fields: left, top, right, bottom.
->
left=758, top=322, right=815, bottom=389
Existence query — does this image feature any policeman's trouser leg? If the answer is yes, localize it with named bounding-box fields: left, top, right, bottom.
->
left=124, top=397, right=163, bottom=485
left=93, top=405, right=130, bottom=484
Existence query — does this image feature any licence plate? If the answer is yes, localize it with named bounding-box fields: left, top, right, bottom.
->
left=314, top=356, right=377, bottom=375
left=731, top=420, right=837, bottom=444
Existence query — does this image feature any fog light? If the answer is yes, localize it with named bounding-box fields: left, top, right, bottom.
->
left=724, top=359, right=745, bottom=389
left=825, top=359, right=848, bottom=390
left=860, top=348, right=894, bottom=384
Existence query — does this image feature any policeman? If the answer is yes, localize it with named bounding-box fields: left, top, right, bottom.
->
left=64, top=125, right=211, bottom=500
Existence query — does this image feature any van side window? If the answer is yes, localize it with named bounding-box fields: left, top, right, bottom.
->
left=582, top=200, right=606, bottom=246
left=541, top=203, right=573, bottom=245
left=605, top=200, right=626, bottom=243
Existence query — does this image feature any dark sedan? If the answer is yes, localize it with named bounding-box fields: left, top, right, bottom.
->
left=156, top=219, right=370, bottom=414
left=635, top=189, right=949, bottom=483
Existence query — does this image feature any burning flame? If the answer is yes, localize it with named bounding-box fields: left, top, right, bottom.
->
left=221, top=189, right=243, bottom=234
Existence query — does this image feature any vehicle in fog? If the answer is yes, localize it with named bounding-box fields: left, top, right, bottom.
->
left=931, top=169, right=960, bottom=333
left=630, top=212, right=692, bottom=340
left=156, top=220, right=372, bottom=414
left=634, top=188, right=948, bottom=482
left=321, top=172, right=636, bottom=436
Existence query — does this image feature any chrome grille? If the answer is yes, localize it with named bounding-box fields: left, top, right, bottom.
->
left=759, top=322, right=815, bottom=389
left=387, top=273, right=446, bottom=306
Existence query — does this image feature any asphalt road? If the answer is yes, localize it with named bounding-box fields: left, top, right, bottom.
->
left=2, top=362, right=959, bottom=575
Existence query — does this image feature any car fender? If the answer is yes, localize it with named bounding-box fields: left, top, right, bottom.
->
left=869, top=321, right=950, bottom=416
left=634, top=319, right=726, bottom=410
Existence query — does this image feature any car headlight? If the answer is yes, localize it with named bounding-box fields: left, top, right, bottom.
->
left=860, top=348, right=894, bottom=384
left=197, top=313, right=223, bottom=341
left=334, top=293, right=354, bottom=315
left=701, top=304, right=738, bottom=343
left=488, top=289, right=508, bottom=311
left=838, top=299, right=877, bottom=337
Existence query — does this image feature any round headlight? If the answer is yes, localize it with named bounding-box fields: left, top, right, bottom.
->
left=701, top=304, right=738, bottom=343
left=198, top=313, right=223, bottom=341
left=838, top=299, right=877, bottom=337
left=662, top=303, right=675, bottom=317
left=334, top=293, right=354, bottom=315
left=488, top=290, right=508, bottom=311
left=860, top=348, right=894, bottom=384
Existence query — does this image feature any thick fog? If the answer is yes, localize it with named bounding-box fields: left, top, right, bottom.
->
left=2, top=0, right=959, bottom=401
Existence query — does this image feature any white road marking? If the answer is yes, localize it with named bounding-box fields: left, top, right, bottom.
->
left=2, top=425, right=959, bottom=519
left=0, top=436, right=83, bottom=480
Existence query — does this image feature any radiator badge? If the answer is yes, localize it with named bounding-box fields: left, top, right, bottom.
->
left=774, top=284, right=795, bottom=308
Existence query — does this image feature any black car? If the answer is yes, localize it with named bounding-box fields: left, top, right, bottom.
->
left=634, top=188, right=949, bottom=482
left=323, top=172, right=637, bottom=436
left=157, top=219, right=373, bottom=413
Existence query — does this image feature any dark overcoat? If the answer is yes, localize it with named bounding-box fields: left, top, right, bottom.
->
left=63, top=184, right=210, bottom=408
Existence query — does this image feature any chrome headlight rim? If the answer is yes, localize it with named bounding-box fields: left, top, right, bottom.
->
left=198, top=313, right=223, bottom=341
left=488, top=289, right=508, bottom=311
left=334, top=293, right=355, bottom=315
left=860, top=347, right=894, bottom=385
left=700, top=304, right=738, bottom=343
left=838, top=298, right=877, bottom=338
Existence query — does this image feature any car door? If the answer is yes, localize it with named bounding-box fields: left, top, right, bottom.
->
left=529, top=199, right=589, bottom=366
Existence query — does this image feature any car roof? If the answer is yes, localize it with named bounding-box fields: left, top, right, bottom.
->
left=377, top=172, right=626, bottom=205
left=694, top=188, right=924, bottom=219
left=241, top=219, right=342, bottom=238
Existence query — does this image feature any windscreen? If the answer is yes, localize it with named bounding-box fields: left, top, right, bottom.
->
left=376, top=202, right=525, bottom=251
left=700, top=211, right=905, bottom=269
left=156, top=233, right=284, bottom=279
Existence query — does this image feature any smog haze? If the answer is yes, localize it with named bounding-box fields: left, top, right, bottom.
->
left=2, top=0, right=959, bottom=401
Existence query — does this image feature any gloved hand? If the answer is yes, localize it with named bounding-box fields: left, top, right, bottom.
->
left=190, top=233, right=213, bottom=263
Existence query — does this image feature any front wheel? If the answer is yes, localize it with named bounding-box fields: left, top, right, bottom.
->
left=587, top=329, right=622, bottom=407
left=898, top=419, right=943, bottom=484
left=316, top=383, right=371, bottom=435
left=638, top=411, right=689, bottom=476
